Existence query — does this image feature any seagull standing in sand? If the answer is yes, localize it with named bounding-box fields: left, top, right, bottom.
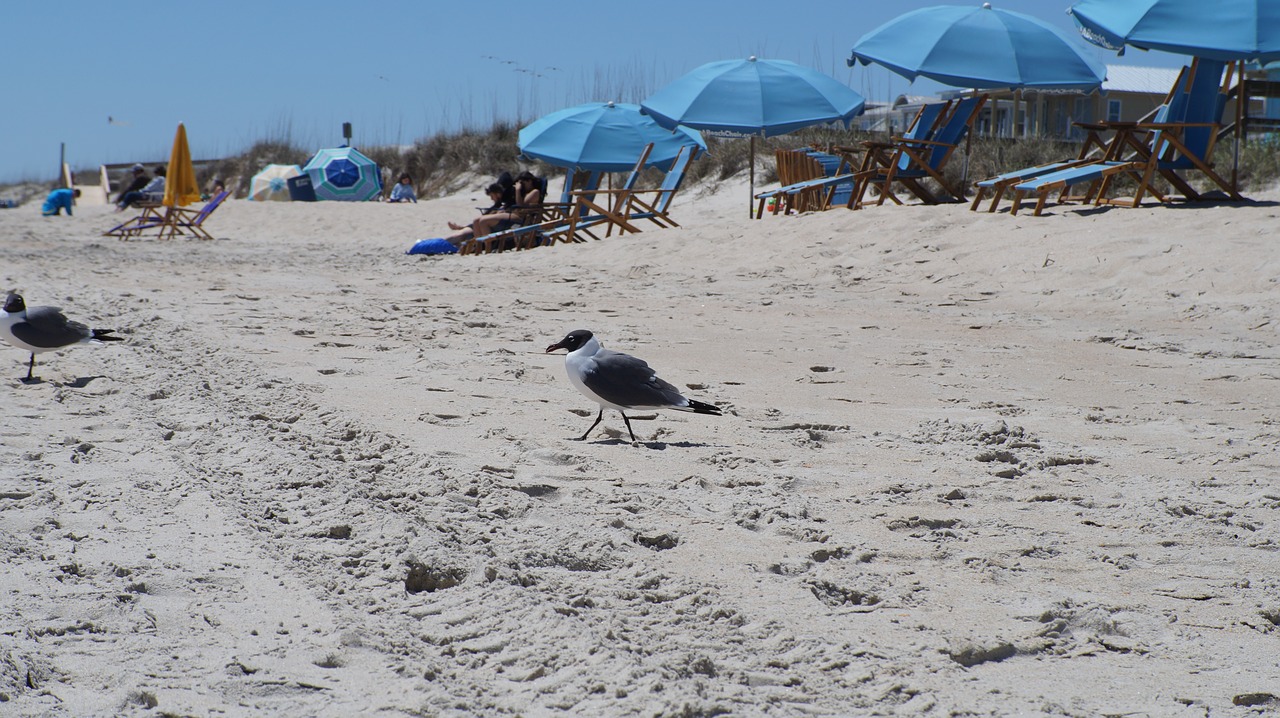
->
left=545, top=329, right=721, bottom=442
left=0, top=293, right=123, bottom=381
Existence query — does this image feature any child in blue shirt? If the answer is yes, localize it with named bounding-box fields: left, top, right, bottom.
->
left=42, top=188, right=81, bottom=216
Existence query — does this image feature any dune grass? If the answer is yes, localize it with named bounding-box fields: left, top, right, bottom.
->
left=8, top=123, right=1278, bottom=204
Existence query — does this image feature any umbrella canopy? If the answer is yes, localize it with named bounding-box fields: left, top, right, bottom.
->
left=849, top=3, right=1106, bottom=90
left=1070, top=0, right=1280, bottom=62
left=519, top=101, right=707, bottom=172
left=249, top=164, right=302, bottom=202
left=303, top=147, right=380, bottom=201
left=162, top=123, right=201, bottom=207
left=641, top=56, right=865, bottom=137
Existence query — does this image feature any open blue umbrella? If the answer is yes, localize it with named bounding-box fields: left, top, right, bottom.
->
left=1069, top=0, right=1280, bottom=62
left=849, top=3, right=1106, bottom=90
left=641, top=56, right=865, bottom=214
left=642, top=56, right=865, bottom=138
left=303, top=147, right=381, bottom=201
left=518, top=101, right=706, bottom=172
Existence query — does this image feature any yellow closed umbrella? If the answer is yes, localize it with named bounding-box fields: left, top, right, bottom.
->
left=162, top=123, right=201, bottom=207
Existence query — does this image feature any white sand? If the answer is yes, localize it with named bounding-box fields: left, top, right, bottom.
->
left=1, top=183, right=1278, bottom=716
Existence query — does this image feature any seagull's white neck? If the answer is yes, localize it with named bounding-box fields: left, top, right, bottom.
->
left=568, top=336, right=601, bottom=360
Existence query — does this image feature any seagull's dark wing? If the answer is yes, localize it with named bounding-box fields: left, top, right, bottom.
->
left=12, top=307, right=89, bottom=348
left=582, top=349, right=687, bottom=409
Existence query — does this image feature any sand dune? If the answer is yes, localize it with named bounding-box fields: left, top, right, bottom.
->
left=1, top=184, right=1278, bottom=716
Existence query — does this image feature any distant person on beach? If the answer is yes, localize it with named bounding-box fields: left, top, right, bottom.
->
left=203, top=178, right=227, bottom=200
left=442, top=172, right=544, bottom=247
left=116, top=165, right=166, bottom=211
left=389, top=173, right=417, bottom=203
left=114, top=163, right=149, bottom=206
left=41, top=188, right=81, bottom=216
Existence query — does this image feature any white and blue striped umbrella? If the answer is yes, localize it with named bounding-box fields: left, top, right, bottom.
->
left=249, top=164, right=302, bottom=202
left=303, top=147, right=380, bottom=201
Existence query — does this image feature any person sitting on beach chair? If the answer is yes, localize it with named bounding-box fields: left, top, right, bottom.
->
left=114, top=164, right=149, bottom=207
left=116, top=165, right=166, bottom=211
left=442, top=173, right=543, bottom=247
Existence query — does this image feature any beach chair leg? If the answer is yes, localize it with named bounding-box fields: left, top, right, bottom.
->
left=1033, top=194, right=1047, bottom=216
left=988, top=186, right=1007, bottom=213
left=969, top=186, right=986, bottom=212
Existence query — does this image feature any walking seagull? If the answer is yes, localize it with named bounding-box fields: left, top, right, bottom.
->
left=1, top=293, right=123, bottom=381
left=545, top=329, right=721, bottom=442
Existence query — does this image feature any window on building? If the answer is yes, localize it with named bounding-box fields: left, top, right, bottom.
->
left=1107, top=99, right=1123, bottom=122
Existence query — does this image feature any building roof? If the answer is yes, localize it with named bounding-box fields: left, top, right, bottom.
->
left=1103, top=65, right=1182, bottom=94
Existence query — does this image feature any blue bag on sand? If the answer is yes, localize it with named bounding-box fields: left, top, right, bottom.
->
left=406, top=238, right=458, bottom=255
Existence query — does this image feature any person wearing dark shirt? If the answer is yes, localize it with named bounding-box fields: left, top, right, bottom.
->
left=115, top=164, right=149, bottom=207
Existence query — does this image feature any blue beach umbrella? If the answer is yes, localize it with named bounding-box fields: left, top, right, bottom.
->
left=849, top=3, right=1106, bottom=90
left=303, top=147, right=381, bottom=201
left=1069, top=0, right=1280, bottom=63
left=641, top=56, right=865, bottom=214
left=518, top=101, right=707, bottom=172
left=642, top=56, right=865, bottom=138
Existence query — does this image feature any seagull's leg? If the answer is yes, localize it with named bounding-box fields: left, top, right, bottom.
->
left=579, top=409, right=604, bottom=441
left=25, top=353, right=35, bottom=381
left=620, top=411, right=637, bottom=442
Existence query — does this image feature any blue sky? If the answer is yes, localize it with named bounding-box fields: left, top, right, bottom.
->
left=2, top=0, right=1187, bottom=183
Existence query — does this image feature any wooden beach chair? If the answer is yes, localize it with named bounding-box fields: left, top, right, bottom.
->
left=1008, top=60, right=1238, bottom=216
left=851, top=99, right=973, bottom=208
left=158, top=191, right=230, bottom=239
left=1096, top=58, right=1240, bottom=207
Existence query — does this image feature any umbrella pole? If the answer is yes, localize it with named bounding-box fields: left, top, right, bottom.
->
left=749, top=135, right=756, bottom=218
left=1233, top=60, right=1243, bottom=194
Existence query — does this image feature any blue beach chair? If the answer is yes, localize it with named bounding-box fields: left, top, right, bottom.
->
left=754, top=148, right=860, bottom=218
left=969, top=123, right=1112, bottom=213
left=459, top=146, right=655, bottom=254
left=853, top=97, right=985, bottom=207
left=1007, top=59, right=1237, bottom=215
left=614, top=144, right=697, bottom=231
left=1097, top=58, right=1239, bottom=207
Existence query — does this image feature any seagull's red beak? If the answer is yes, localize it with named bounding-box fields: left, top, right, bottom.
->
left=545, top=339, right=569, bottom=353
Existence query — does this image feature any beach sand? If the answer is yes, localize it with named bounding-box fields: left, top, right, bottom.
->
left=1, top=184, right=1278, bottom=716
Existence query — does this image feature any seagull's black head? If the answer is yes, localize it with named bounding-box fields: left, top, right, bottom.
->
left=3, top=293, right=24, bottom=314
left=546, top=329, right=593, bottom=354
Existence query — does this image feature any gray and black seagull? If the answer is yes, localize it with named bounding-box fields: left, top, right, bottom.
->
left=1, top=293, right=123, bottom=381
left=545, top=329, right=721, bottom=442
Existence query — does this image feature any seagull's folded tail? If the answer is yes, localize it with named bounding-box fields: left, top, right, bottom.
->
left=678, top=399, right=721, bottom=416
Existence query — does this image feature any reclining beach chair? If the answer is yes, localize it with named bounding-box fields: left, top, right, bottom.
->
left=612, top=144, right=697, bottom=231
left=969, top=122, right=1112, bottom=213
left=853, top=97, right=984, bottom=208
left=1096, top=58, right=1239, bottom=207
left=458, top=147, right=656, bottom=255
left=103, top=203, right=168, bottom=239
left=158, top=190, right=230, bottom=240
left=1009, top=59, right=1236, bottom=215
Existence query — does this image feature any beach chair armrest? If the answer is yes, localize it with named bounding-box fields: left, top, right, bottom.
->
left=1136, top=122, right=1219, bottom=129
